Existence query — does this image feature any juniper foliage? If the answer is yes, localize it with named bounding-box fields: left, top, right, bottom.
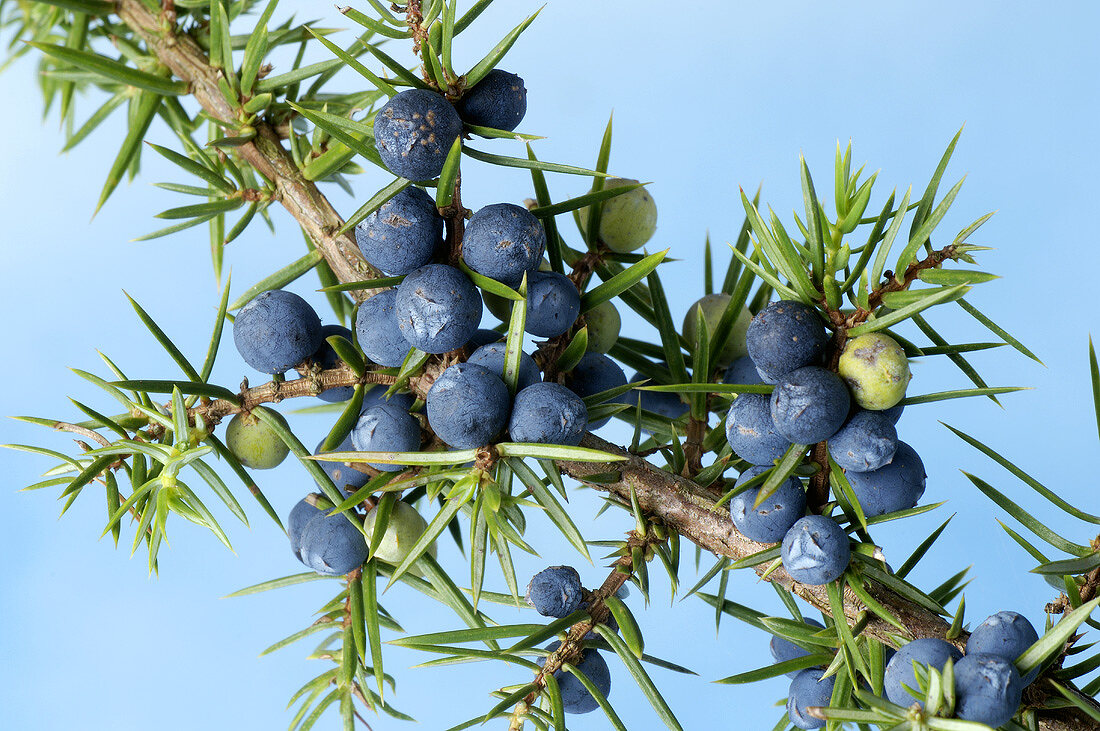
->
left=4, top=1, right=1100, bottom=729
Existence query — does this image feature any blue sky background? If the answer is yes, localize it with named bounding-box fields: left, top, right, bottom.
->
left=2, top=1, right=1099, bottom=729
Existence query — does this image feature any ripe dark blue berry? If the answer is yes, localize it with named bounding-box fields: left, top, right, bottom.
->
left=770, top=366, right=850, bottom=444
left=954, top=653, right=1024, bottom=727
left=361, top=384, right=415, bottom=413
left=525, top=271, right=580, bottom=338
left=883, top=638, right=963, bottom=707
left=233, top=290, right=322, bottom=375
left=770, top=618, right=826, bottom=678
left=565, top=353, right=627, bottom=429
left=467, top=328, right=504, bottom=348
left=628, top=372, right=689, bottom=420
left=395, top=264, right=483, bottom=354
left=537, top=641, right=611, bottom=714
left=315, top=436, right=371, bottom=495
left=462, top=203, right=545, bottom=286
left=730, top=465, right=807, bottom=543
left=426, top=362, right=510, bottom=448
left=526, top=565, right=583, bottom=618
left=828, top=410, right=898, bottom=473
left=509, top=382, right=587, bottom=446
left=786, top=668, right=835, bottom=729
left=355, top=289, right=410, bottom=367
left=781, top=515, right=850, bottom=585
left=724, top=355, right=765, bottom=386
left=967, top=611, right=1040, bottom=685
left=456, top=69, right=527, bottom=131
left=297, top=511, right=368, bottom=576
left=315, top=389, right=413, bottom=493
left=374, top=88, right=462, bottom=181
left=288, top=497, right=324, bottom=562
left=746, top=300, right=828, bottom=379
left=881, top=402, right=904, bottom=425
left=467, top=342, right=541, bottom=391
left=354, top=186, right=441, bottom=275
left=725, top=393, right=792, bottom=465
left=845, top=441, right=926, bottom=517
left=350, top=403, right=422, bottom=471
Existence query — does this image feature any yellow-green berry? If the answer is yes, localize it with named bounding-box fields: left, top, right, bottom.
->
left=682, top=293, right=751, bottom=366
left=584, top=300, right=621, bottom=353
left=837, top=333, right=910, bottom=410
left=363, top=500, right=436, bottom=565
left=225, top=409, right=289, bottom=469
left=578, top=178, right=657, bottom=253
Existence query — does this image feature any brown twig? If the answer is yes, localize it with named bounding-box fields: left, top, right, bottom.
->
left=807, top=339, right=844, bottom=512
left=55, top=421, right=132, bottom=471
left=1047, top=537, right=1100, bottom=614
left=403, top=0, right=427, bottom=57
left=567, top=246, right=605, bottom=292
left=116, top=0, right=380, bottom=301
left=558, top=434, right=932, bottom=642
left=438, top=171, right=469, bottom=267
left=194, top=364, right=393, bottom=427
left=805, top=441, right=833, bottom=514
left=682, top=414, right=707, bottom=478
left=54, top=421, right=112, bottom=448
left=508, top=543, right=641, bottom=730
left=344, top=567, right=362, bottom=628
left=857, top=244, right=959, bottom=323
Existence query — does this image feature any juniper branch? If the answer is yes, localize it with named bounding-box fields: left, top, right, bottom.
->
left=101, top=5, right=1099, bottom=727
left=558, top=435, right=1100, bottom=730
left=115, top=0, right=379, bottom=299
left=509, top=557, right=633, bottom=730
left=190, top=365, right=393, bottom=425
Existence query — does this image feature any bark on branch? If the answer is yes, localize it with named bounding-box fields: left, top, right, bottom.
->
left=115, top=0, right=377, bottom=300
left=560, top=436, right=1100, bottom=730
left=562, top=435, right=946, bottom=644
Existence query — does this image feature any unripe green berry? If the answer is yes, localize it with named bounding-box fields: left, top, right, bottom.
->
left=682, top=293, right=751, bottom=366
left=583, top=300, right=621, bottom=353
left=578, top=178, right=657, bottom=253
left=482, top=288, right=513, bottom=323
left=224, top=409, right=289, bottom=469
left=837, top=333, right=911, bottom=410
left=363, top=500, right=436, bottom=565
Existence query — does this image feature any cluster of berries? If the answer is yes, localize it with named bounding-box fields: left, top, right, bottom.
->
left=204, top=55, right=1036, bottom=731
left=720, top=299, right=923, bottom=586
left=225, top=67, right=662, bottom=579
left=287, top=493, right=431, bottom=576
left=524, top=566, right=624, bottom=714
left=353, top=196, right=580, bottom=359
left=373, top=69, right=525, bottom=182
left=425, top=360, right=589, bottom=449
left=777, top=611, right=1039, bottom=728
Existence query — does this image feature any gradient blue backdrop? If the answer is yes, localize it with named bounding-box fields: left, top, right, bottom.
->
left=2, top=1, right=1099, bottom=729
